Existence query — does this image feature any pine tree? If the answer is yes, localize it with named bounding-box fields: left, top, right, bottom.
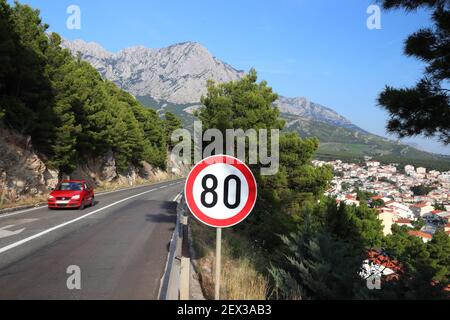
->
left=164, top=111, right=182, bottom=149
left=0, top=0, right=169, bottom=174
left=382, top=226, right=450, bottom=299
left=378, top=0, right=450, bottom=143
left=269, top=207, right=373, bottom=300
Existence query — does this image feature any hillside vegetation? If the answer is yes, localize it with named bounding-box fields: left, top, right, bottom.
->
left=136, top=99, right=450, bottom=172
left=0, top=1, right=168, bottom=174
left=284, top=114, right=450, bottom=171
left=192, top=70, right=450, bottom=300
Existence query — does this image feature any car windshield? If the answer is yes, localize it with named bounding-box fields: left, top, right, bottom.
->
left=57, top=182, right=83, bottom=191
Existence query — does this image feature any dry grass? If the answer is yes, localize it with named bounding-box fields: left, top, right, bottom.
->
left=190, top=219, right=269, bottom=300
left=94, top=176, right=174, bottom=193
left=0, top=193, right=48, bottom=210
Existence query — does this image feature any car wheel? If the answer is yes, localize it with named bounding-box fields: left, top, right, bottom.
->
left=79, top=199, right=85, bottom=210
left=90, top=197, right=94, bottom=207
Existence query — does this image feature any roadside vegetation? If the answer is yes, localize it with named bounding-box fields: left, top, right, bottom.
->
left=190, top=219, right=269, bottom=300
left=191, top=69, right=450, bottom=300
left=0, top=0, right=182, bottom=175
left=0, top=193, right=47, bottom=211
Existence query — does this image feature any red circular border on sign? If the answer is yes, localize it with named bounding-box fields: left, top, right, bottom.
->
left=184, top=155, right=257, bottom=228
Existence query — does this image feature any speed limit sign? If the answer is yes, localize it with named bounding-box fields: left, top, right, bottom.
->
left=184, top=155, right=257, bottom=300
left=185, top=155, right=257, bottom=228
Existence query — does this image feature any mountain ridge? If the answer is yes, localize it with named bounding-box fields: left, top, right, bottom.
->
left=60, top=39, right=450, bottom=169
left=62, top=39, right=245, bottom=104
left=61, top=38, right=363, bottom=131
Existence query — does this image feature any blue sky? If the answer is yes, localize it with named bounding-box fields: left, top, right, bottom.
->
left=18, top=0, right=450, bottom=155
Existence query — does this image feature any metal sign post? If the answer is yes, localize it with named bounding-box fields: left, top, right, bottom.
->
left=184, top=155, right=257, bottom=301
left=215, top=227, right=222, bottom=300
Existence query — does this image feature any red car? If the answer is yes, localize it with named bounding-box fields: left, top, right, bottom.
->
left=48, top=180, right=95, bottom=210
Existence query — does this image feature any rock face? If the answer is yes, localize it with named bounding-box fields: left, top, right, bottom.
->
left=62, top=39, right=244, bottom=105
left=0, top=128, right=188, bottom=205
left=0, top=129, right=58, bottom=202
left=276, top=97, right=349, bottom=127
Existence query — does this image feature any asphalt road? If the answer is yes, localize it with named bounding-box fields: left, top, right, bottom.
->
left=0, top=179, right=184, bottom=300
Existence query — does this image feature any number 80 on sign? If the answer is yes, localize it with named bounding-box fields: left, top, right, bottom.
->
left=184, top=155, right=257, bottom=228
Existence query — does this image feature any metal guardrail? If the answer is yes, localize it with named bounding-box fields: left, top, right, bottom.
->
left=159, top=193, right=191, bottom=300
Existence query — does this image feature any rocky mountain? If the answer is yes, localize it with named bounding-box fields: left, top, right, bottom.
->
left=62, top=39, right=244, bottom=105
left=62, top=39, right=366, bottom=131
left=61, top=39, right=450, bottom=170
left=276, top=96, right=366, bottom=133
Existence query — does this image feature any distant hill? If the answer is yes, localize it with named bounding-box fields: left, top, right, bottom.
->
left=62, top=39, right=450, bottom=171
left=283, top=113, right=450, bottom=171
left=276, top=96, right=367, bottom=133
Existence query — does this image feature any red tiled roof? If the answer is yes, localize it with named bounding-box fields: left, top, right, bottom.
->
left=408, top=230, right=433, bottom=239
left=415, top=202, right=429, bottom=208
left=432, top=210, right=443, bottom=214
left=371, top=196, right=383, bottom=200
left=367, top=250, right=403, bottom=274
left=395, top=218, right=412, bottom=224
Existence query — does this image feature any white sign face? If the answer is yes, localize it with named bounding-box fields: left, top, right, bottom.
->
left=191, top=163, right=249, bottom=220
left=185, top=155, right=257, bottom=228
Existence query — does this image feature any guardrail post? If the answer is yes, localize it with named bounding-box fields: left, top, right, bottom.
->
left=179, top=214, right=190, bottom=300
left=159, top=193, right=193, bottom=300
left=159, top=193, right=183, bottom=300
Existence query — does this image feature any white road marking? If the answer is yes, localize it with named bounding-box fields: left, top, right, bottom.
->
left=172, top=193, right=182, bottom=202
left=0, top=187, right=162, bottom=255
left=0, top=225, right=26, bottom=239
left=0, top=206, right=44, bottom=219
